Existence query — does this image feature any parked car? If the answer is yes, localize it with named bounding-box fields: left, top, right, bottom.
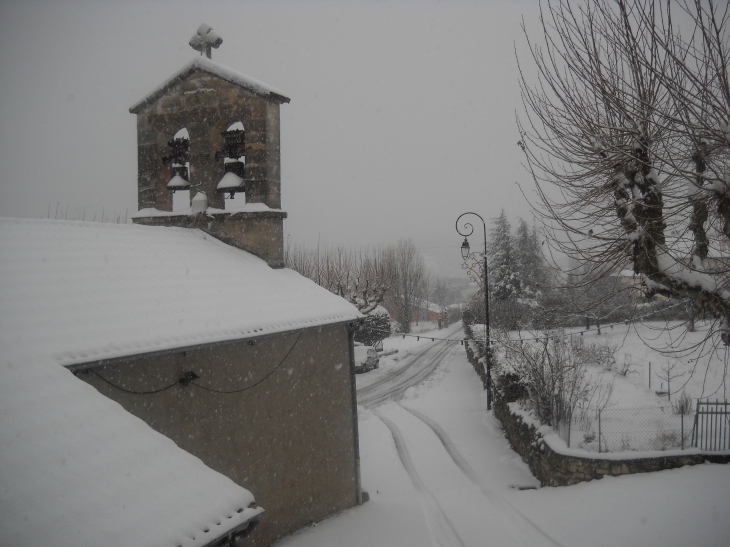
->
left=353, top=345, right=379, bottom=373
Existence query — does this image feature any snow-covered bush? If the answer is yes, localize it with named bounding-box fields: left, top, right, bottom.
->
left=498, top=330, right=613, bottom=427
left=355, top=306, right=391, bottom=347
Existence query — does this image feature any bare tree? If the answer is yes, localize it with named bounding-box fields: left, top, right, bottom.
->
left=518, top=0, right=730, bottom=348
left=382, top=239, right=427, bottom=333
left=432, top=278, right=456, bottom=328
left=498, top=330, right=614, bottom=426
left=656, top=361, right=686, bottom=400
left=284, top=240, right=387, bottom=314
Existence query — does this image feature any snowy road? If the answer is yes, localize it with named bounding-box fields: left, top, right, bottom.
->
left=279, top=327, right=730, bottom=547
left=357, top=324, right=462, bottom=408
left=358, top=326, right=561, bottom=547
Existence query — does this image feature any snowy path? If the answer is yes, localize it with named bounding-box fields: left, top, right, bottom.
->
left=356, top=322, right=464, bottom=408
left=278, top=331, right=730, bottom=547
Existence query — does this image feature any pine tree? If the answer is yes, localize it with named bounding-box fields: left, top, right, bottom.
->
left=488, top=210, right=521, bottom=302
left=514, top=218, right=548, bottom=300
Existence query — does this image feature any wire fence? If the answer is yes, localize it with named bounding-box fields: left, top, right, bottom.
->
left=554, top=404, right=696, bottom=453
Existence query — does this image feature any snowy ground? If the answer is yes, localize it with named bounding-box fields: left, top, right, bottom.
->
left=561, top=320, right=728, bottom=404
left=278, top=325, right=730, bottom=547
left=507, top=321, right=729, bottom=452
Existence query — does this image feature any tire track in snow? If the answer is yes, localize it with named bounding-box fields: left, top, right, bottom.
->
left=359, top=342, right=456, bottom=408
left=357, top=324, right=463, bottom=403
left=400, top=405, right=564, bottom=547
left=375, top=410, right=468, bottom=547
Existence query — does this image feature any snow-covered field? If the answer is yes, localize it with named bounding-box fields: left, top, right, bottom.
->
left=561, top=320, right=728, bottom=405
left=506, top=321, right=729, bottom=452
left=278, top=328, right=730, bottom=547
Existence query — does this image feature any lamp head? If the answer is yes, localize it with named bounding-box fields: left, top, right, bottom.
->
left=460, top=237, right=470, bottom=261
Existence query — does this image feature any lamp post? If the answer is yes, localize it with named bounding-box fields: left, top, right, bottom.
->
left=456, top=212, right=491, bottom=410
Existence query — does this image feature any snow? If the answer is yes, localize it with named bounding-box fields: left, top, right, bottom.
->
left=189, top=23, right=222, bottom=51
left=129, top=56, right=289, bottom=113
left=132, top=201, right=277, bottom=218
left=167, top=174, right=190, bottom=188
left=278, top=335, right=730, bottom=547
left=0, top=355, right=263, bottom=547
left=217, top=171, right=244, bottom=189
left=504, top=321, right=728, bottom=453
left=506, top=402, right=729, bottom=461
left=0, top=217, right=361, bottom=370
left=190, top=191, right=207, bottom=214
left=0, top=215, right=364, bottom=545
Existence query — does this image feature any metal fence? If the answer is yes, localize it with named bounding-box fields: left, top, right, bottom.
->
left=692, top=400, right=730, bottom=451
left=555, top=405, right=693, bottom=452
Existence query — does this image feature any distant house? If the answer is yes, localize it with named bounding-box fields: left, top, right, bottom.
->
left=0, top=38, right=364, bottom=547
left=414, top=300, right=445, bottom=323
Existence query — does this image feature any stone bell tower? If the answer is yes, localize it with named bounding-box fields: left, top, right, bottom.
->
left=130, top=24, right=290, bottom=268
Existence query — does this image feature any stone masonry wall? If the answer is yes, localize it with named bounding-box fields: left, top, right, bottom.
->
left=133, top=210, right=286, bottom=268
left=135, top=70, right=281, bottom=211
left=462, top=328, right=729, bottom=486
left=494, top=399, right=730, bottom=486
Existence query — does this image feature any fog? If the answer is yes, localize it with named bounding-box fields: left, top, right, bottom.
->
left=0, top=0, right=541, bottom=277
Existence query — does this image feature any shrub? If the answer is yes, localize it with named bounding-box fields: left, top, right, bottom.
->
left=495, top=372, right=527, bottom=403
left=672, top=391, right=693, bottom=416
left=355, top=306, right=391, bottom=347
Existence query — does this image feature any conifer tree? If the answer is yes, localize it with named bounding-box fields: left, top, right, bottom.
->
left=488, top=210, right=521, bottom=302
left=514, top=218, right=548, bottom=299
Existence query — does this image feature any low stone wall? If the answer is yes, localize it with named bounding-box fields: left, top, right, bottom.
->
left=494, top=399, right=730, bottom=486
left=464, top=339, right=488, bottom=390
left=460, top=326, right=729, bottom=486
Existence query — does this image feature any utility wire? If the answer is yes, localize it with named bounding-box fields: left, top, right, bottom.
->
left=81, top=331, right=304, bottom=395
left=191, top=331, right=303, bottom=394
left=88, top=368, right=179, bottom=395
left=359, top=301, right=686, bottom=344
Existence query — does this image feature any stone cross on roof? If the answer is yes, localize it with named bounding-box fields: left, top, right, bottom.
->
left=189, top=23, right=223, bottom=59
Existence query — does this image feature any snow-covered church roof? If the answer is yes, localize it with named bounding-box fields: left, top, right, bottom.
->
left=0, top=216, right=361, bottom=546
left=129, top=56, right=290, bottom=113
left=0, top=355, right=263, bottom=547
left=0, top=217, right=361, bottom=369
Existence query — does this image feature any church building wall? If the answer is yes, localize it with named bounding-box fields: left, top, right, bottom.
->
left=76, top=322, right=359, bottom=547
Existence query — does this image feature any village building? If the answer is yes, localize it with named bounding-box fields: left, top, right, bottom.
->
left=0, top=26, right=363, bottom=547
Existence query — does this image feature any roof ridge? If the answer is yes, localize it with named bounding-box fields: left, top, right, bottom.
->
left=129, top=56, right=290, bottom=113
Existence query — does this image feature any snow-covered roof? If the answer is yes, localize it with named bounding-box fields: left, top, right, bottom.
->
left=0, top=217, right=361, bottom=369
left=0, top=216, right=363, bottom=545
left=130, top=56, right=290, bottom=113
left=0, top=356, right=263, bottom=547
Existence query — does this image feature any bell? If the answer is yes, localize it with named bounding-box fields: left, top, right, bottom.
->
left=216, top=131, right=246, bottom=198
left=217, top=167, right=244, bottom=198
left=167, top=164, right=190, bottom=192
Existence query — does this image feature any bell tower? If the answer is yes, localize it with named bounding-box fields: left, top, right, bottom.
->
left=129, top=24, right=290, bottom=268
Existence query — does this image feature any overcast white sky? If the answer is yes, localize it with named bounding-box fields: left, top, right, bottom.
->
left=0, top=0, right=542, bottom=277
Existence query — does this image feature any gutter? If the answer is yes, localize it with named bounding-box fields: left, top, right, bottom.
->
left=64, top=320, right=356, bottom=373
left=203, top=513, right=261, bottom=547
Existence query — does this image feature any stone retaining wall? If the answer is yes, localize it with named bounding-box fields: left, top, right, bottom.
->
left=461, top=330, right=729, bottom=486
left=494, top=399, right=730, bottom=486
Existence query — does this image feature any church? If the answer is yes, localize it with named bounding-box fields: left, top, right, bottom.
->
left=0, top=25, right=363, bottom=547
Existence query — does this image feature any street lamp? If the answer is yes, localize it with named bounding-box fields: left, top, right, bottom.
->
left=455, top=212, right=491, bottom=410
left=460, top=237, right=470, bottom=261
